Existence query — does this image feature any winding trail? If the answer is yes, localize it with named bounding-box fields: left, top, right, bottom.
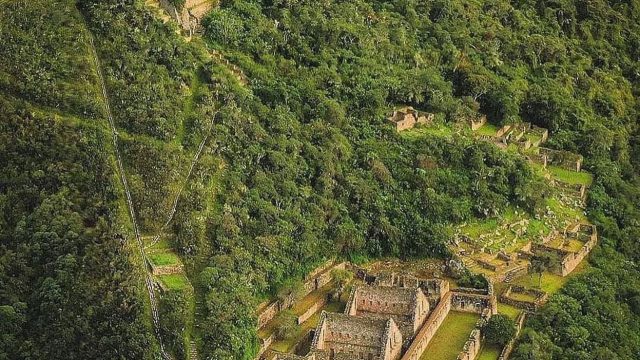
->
left=82, top=16, right=172, bottom=360
left=147, top=110, right=218, bottom=248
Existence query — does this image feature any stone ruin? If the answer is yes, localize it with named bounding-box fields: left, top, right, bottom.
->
left=157, top=0, right=214, bottom=35
left=530, top=223, right=598, bottom=276
left=345, top=285, right=430, bottom=340
left=387, top=107, right=435, bottom=132
left=469, top=115, right=487, bottom=131
left=500, top=285, right=548, bottom=312
left=312, top=312, right=404, bottom=360
left=538, top=147, right=584, bottom=172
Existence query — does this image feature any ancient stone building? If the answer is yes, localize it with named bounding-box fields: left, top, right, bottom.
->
left=388, top=107, right=434, bottom=132
left=157, top=0, right=214, bottom=34
left=345, top=285, right=430, bottom=338
left=311, top=312, right=404, bottom=360
left=539, top=147, right=584, bottom=172
left=469, top=115, right=487, bottom=131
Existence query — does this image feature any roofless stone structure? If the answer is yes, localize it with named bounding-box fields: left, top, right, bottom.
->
left=345, top=285, right=430, bottom=339
left=311, top=312, right=403, bottom=360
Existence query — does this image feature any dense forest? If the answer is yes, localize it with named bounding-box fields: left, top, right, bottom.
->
left=0, top=0, right=639, bottom=359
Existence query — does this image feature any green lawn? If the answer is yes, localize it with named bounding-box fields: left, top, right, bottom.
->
left=497, top=303, right=522, bottom=320
left=477, top=344, right=502, bottom=360
left=546, top=197, right=587, bottom=222
left=548, top=166, right=593, bottom=186
left=507, top=292, right=537, bottom=303
left=419, top=311, right=480, bottom=360
left=159, top=273, right=190, bottom=291
left=476, top=123, right=499, bottom=136
left=149, top=251, right=181, bottom=266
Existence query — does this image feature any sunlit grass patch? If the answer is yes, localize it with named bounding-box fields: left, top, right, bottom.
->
left=159, top=273, right=190, bottom=291
left=149, top=252, right=181, bottom=266
left=477, top=344, right=501, bottom=360
left=548, top=166, right=593, bottom=186
left=497, top=303, right=522, bottom=320
left=476, top=123, right=499, bottom=136
left=419, top=311, right=480, bottom=360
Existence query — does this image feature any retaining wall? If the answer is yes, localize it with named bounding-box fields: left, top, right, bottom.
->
left=401, top=292, right=452, bottom=360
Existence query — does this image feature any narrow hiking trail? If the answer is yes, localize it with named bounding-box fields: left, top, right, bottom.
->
left=147, top=110, right=218, bottom=248
left=82, top=16, right=172, bottom=360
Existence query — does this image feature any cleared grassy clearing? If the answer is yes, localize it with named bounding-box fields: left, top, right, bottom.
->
left=476, top=123, right=499, bottom=136
left=548, top=166, right=593, bottom=186
left=160, top=273, right=190, bottom=291
left=512, top=262, right=587, bottom=295
left=419, top=311, right=480, bottom=360
left=497, top=303, right=522, bottom=320
left=149, top=252, right=181, bottom=266
left=546, top=237, right=585, bottom=253
left=507, top=292, right=537, bottom=302
left=477, top=344, right=501, bottom=360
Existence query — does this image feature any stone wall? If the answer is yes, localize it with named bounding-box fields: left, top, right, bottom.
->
left=559, top=230, right=597, bottom=276
left=298, top=296, right=328, bottom=325
left=257, top=301, right=280, bottom=329
left=400, top=292, right=452, bottom=360
left=470, top=115, right=487, bottom=131
left=451, top=292, right=497, bottom=315
left=495, top=125, right=512, bottom=138
left=258, top=261, right=345, bottom=330
left=456, top=309, right=491, bottom=360
left=151, top=263, right=184, bottom=276
left=527, top=153, right=548, bottom=169
left=532, top=225, right=597, bottom=277
left=500, top=286, right=548, bottom=312
left=498, top=312, right=527, bottom=360
left=539, top=147, right=583, bottom=172
left=257, top=333, right=274, bottom=359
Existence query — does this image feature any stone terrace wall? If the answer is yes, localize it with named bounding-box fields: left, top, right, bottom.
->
left=451, top=291, right=497, bottom=315
left=257, top=300, right=280, bottom=329
left=559, top=230, right=598, bottom=276
left=500, top=286, right=548, bottom=312
left=498, top=312, right=527, bottom=360
left=151, top=263, right=184, bottom=276
left=257, top=333, right=274, bottom=359
left=298, top=296, right=328, bottom=325
left=539, top=147, right=583, bottom=172
left=258, top=261, right=345, bottom=330
left=400, top=292, right=452, bottom=360
left=457, top=309, right=491, bottom=360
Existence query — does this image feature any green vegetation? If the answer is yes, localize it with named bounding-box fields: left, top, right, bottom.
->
left=476, top=123, right=500, bottom=137
left=160, top=274, right=191, bottom=291
left=477, top=345, right=501, bottom=360
left=149, top=252, right=182, bottom=266
left=419, top=311, right=480, bottom=360
left=548, top=166, right=594, bottom=186
left=483, top=314, right=517, bottom=346
left=497, top=303, right=522, bottom=321
left=2, top=0, right=640, bottom=358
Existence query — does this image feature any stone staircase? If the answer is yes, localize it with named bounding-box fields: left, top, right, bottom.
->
left=210, top=50, right=248, bottom=85
left=189, top=340, right=198, bottom=360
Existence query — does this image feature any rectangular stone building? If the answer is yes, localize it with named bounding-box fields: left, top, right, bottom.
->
left=387, top=107, right=434, bottom=132
left=345, top=285, right=430, bottom=338
left=312, top=312, right=404, bottom=360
